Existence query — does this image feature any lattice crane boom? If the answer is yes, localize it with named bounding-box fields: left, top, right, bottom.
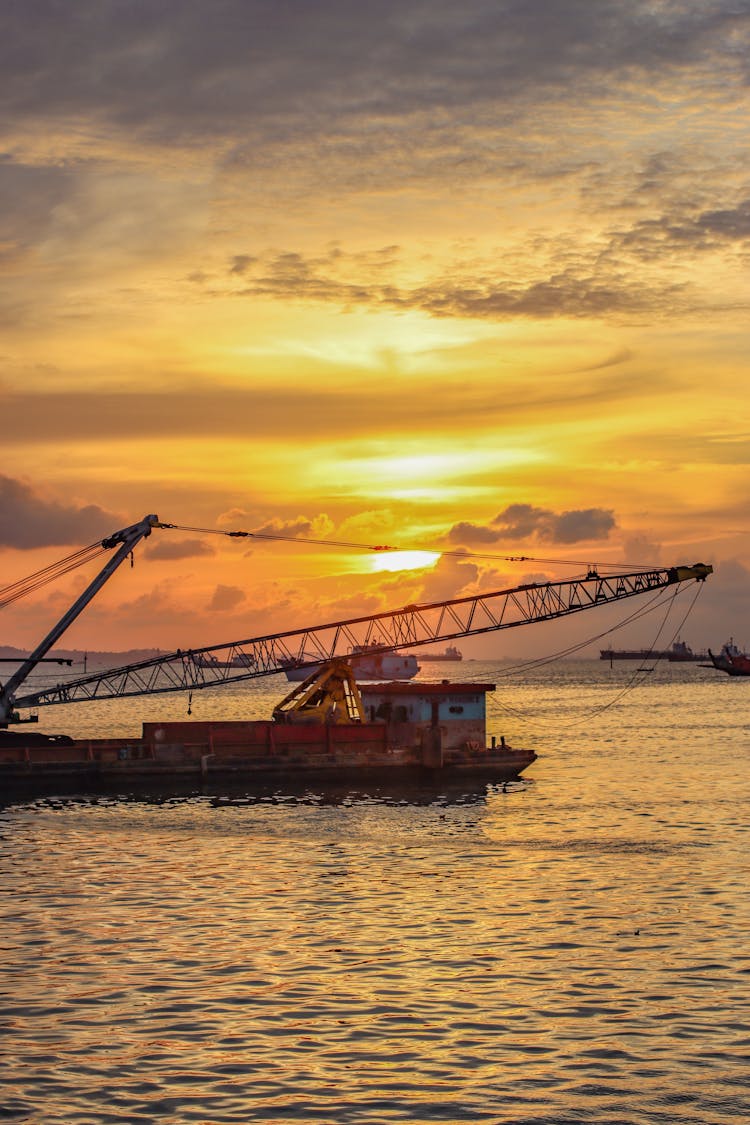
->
left=0, top=515, right=160, bottom=724
left=10, top=561, right=712, bottom=715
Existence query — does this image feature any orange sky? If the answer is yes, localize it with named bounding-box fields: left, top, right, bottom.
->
left=2, top=1, right=749, bottom=656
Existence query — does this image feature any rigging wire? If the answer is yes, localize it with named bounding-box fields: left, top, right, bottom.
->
left=486, top=580, right=706, bottom=730
left=577, top=580, right=706, bottom=723
left=3, top=517, right=709, bottom=729
left=486, top=584, right=681, bottom=680
left=1, top=517, right=684, bottom=614
left=0, top=543, right=106, bottom=609
left=158, top=521, right=658, bottom=573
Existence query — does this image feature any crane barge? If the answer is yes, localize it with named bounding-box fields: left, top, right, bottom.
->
left=0, top=514, right=712, bottom=792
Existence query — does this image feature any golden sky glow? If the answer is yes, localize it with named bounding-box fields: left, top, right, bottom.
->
left=370, top=551, right=441, bottom=574
left=1, top=1, right=749, bottom=654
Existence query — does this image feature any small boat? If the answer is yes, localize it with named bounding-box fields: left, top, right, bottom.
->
left=280, top=644, right=419, bottom=682
left=707, top=639, right=750, bottom=676
left=410, top=645, right=463, bottom=661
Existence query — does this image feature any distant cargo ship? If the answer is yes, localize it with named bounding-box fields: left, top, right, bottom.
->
left=667, top=640, right=708, bottom=662
left=409, top=645, right=463, bottom=662
left=600, top=639, right=707, bottom=662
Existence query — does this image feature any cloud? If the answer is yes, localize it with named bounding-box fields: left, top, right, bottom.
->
left=251, top=517, right=318, bottom=539
left=550, top=509, right=616, bottom=544
left=620, top=533, right=663, bottom=567
left=448, top=504, right=616, bottom=546
left=685, top=558, right=750, bottom=647
left=240, top=514, right=336, bottom=544
left=416, top=552, right=480, bottom=603
left=2, top=3, right=747, bottom=335
left=445, top=521, right=501, bottom=546
left=229, top=254, right=257, bottom=275
left=3, top=2, right=745, bottom=141
left=0, top=162, right=71, bottom=263
left=220, top=246, right=694, bottom=322
left=0, top=476, right=121, bottom=548
left=144, top=538, right=216, bottom=561
left=207, top=584, right=246, bottom=612
left=91, top=578, right=204, bottom=640
left=0, top=362, right=668, bottom=450
left=1, top=6, right=745, bottom=259
left=612, top=198, right=750, bottom=259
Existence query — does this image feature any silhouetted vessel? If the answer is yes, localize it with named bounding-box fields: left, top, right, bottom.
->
left=600, top=639, right=706, bottom=662
left=410, top=645, right=462, bottom=661
left=667, top=640, right=708, bottom=662
left=707, top=639, right=750, bottom=676
left=600, top=647, right=670, bottom=661
left=0, top=672, right=535, bottom=792
left=195, top=653, right=254, bottom=669
left=280, top=644, right=419, bottom=682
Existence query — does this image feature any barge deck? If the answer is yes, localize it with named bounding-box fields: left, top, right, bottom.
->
left=0, top=718, right=535, bottom=794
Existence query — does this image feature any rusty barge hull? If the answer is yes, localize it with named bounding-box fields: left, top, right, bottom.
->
left=0, top=718, right=536, bottom=794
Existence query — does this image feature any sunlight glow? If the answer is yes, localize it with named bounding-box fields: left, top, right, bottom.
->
left=371, top=550, right=440, bottom=573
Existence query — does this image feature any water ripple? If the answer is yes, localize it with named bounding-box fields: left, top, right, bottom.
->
left=2, top=663, right=750, bottom=1123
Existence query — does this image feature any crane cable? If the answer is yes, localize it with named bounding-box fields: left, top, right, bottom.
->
left=489, top=582, right=685, bottom=678
left=0, top=517, right=694, bottom=612
left=487, top=580, right=705, bottom=730
left=0, top=542, right=107, bottom=609
left=158, top=521, right=654, bottom=573
left=4, top=522, right=706, bottom=722
left=580, top=580, right=706, bottom=720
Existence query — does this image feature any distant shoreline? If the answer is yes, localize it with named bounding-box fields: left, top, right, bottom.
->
left=0, top=646, right=163, bottom=668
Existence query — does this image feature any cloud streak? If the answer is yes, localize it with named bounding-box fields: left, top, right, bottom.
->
left=0, top=366, right=662, bottom=446
left=214, top=235, right=739, bottom=321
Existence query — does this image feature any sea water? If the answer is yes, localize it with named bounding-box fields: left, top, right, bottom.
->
left=1, top=659, right=748, bottom=1124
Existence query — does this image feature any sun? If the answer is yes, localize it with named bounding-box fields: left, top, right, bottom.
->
left=370, top=550, right=440, bottom=573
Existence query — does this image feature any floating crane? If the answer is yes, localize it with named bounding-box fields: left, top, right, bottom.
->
left=0, top=513, right=712, bottom=726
